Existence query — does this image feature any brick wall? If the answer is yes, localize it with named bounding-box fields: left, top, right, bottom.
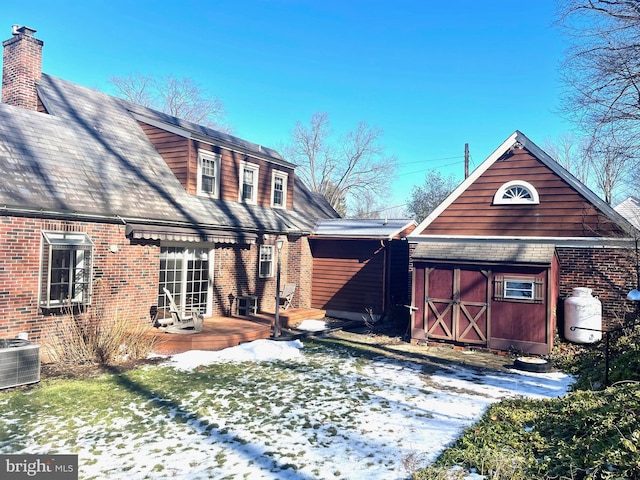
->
left=286, top=235, right=313, bottom=309
left=555, top=246, right=636, bottom=327
left=0, top=215, right=159, bottom=343
left=210, top=236, right=313, bottom=315
left=2, top=27, right=43, bottom=111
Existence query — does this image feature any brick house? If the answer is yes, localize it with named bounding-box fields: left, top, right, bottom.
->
left=0, top=26, right=338, bottom=344
left=407, top=131, right=638, bottom=354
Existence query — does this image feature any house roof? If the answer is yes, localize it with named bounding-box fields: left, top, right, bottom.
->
left=413, top=242, right=556, bottom=266
left=126, top=103, right=293, bottom=167
left=0, top=74, right=337, bottom=236
left=312, top=218, right=416, bottom=240
left=615, top=196, right=640, bottom=231
left=408, top=130, right=635, bottom=241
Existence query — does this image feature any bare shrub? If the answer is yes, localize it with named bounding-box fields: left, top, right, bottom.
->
left=44, top=307, right=157, bottom=366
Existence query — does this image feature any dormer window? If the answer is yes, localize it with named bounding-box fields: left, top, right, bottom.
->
left=493, top=180, right=539, bottom=205
left=271, top=171, right=288, bottom=208
left=197, top=151, right=220, bottom=198
left=239, top=161, right=259, bottom=205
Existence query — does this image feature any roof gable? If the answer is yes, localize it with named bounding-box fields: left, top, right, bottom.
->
left=409, top=131, right=634, bottom=240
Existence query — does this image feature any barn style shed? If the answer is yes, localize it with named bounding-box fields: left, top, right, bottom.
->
left=408, top=131, right=637, bottom=354
left=411, top=242, right=559, bottom=355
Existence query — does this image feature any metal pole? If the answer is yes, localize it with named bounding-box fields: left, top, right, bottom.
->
left=274, top=246, right=282, bottom=338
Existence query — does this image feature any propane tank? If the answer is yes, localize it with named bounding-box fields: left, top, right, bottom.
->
left=564, top=287, right=602, bottom=343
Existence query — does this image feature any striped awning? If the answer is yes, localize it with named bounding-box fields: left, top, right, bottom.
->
left=125, top=224, right=257, bottom=244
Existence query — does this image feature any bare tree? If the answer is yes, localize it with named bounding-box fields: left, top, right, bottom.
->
left=406, top=170, right=457, bottom=223
left=583, top=127, right=636, bottom=204
left=543, top=133, right=591, bottom=185
left=284, top=112, right=397, bottom=217
left=557, top=0, right=640, bottom=200
left=109, top=74, right=229, bottom=132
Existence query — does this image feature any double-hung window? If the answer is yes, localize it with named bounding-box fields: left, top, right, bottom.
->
left=39, top=231, right=93, bottom=308
left=197, top=150, right=220, bottom=198
left=271, top=171, right=288, bottom=208
left=239, top=162, right=259, bottom=204
left=259, top=245, right=274, bottom=278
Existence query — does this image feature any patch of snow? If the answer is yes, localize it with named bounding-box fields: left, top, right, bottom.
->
left=166, top=339, right=304, bottom=370
left=3, top=339, right=574, bottom=480
left=296, top=319, right=327, bottom=331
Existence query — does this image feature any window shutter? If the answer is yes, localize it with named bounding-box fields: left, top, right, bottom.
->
left=534, top=278, right=544, bottom=302
left=494, top=276, right=504, bottom=300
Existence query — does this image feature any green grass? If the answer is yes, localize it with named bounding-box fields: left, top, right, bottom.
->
left=414, top=322, right=640, bottom=480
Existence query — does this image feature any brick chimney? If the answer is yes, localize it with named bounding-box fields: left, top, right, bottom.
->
left=2, top=25, right=43, bottom=111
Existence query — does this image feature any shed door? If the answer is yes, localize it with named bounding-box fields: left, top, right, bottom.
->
left=420, top=266, right=489, bottom=345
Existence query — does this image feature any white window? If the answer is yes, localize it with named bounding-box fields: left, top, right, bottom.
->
left=271, top=171, right=288, bottom=208
left=239, top=162, right=259, bottom=204
left=158, top=246, right=213, bottom=319
left=259, top=245, right=274, bottom=278
left=197, top=150, right=220, bottom=198
left=493, top=180, right=540, bottom=205
left=504, top=279, right=535, bottom=299
left=39, top=231, right=93, bottom=308
left=494, top=276, right=543, bottom=303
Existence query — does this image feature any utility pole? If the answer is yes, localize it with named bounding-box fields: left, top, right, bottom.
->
left=464, top=143, right=469, bottom=179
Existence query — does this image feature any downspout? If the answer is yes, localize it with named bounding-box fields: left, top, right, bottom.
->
left=382, top=239, right=391, bottom=318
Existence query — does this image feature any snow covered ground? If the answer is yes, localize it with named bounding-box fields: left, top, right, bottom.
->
left=4, top=321, right=574, bottom=480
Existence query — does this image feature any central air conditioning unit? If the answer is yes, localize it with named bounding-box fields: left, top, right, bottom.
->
left=0, top=339, right=41, bottom=389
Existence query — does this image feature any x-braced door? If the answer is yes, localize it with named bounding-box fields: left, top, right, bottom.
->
left=423, top=266, right=489, bottom=345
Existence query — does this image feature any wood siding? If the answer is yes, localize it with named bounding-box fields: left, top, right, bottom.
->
left=138, top=122, right=192, bottom=191
left=138, top=121, right=294, bottom=209
left=489, top=266, right=548, bottom=349
left=421, top=148, right=626, bottom=238
left=310, top=239, right=385, bottom=314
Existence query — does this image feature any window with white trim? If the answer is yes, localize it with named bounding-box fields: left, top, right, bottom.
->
left=39, top=231, right=93, bottom=308
left=493, top=180, right=540, bottom=205
left=494, top=276, right=543, bottom=303
left=158, top=246, right=212, bottom=319
left=271, top=171, right=288, bottom=208
left=259, top=245, right=274, bottom=278
left=197, top=150, right=221, bottom=198
left=239, top=162, right=259, bottom=204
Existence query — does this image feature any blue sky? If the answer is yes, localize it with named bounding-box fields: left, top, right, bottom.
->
left=1, top=0, right=572, bottom=213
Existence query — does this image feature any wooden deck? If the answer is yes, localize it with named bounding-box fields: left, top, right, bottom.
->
left=150, top=308, right=326, bottom=354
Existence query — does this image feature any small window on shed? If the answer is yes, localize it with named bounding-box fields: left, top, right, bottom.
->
left=493, top=180, right=539, bottom=205
left=494, top=276, right=543, bottom=303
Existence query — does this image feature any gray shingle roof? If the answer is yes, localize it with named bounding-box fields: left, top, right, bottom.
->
left=413, top=242, right=555, bottom=265
left=614, top=196, right=640, bottom=231
left=0, top=74, right=337, bottom=234
left=313, top=218, right=416, bottom=239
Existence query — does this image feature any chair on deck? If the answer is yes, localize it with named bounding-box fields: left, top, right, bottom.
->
left=279, top=283, right=296, bottom=310
left=161, top=288, right=203, bottom=334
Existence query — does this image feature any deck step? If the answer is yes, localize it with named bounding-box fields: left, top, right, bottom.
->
left=252, top=307, right=326, bottom=328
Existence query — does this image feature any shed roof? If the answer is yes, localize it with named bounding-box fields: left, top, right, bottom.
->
left=313, top=218, right=416, bottom=240
left=413, top=242, right=556, bottom=266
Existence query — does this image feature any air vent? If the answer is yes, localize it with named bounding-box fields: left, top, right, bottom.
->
left=0, top=339, right=41, bottom=389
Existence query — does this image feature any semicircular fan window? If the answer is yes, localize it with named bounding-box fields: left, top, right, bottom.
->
left=493, top=180, right=540, bottom=205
